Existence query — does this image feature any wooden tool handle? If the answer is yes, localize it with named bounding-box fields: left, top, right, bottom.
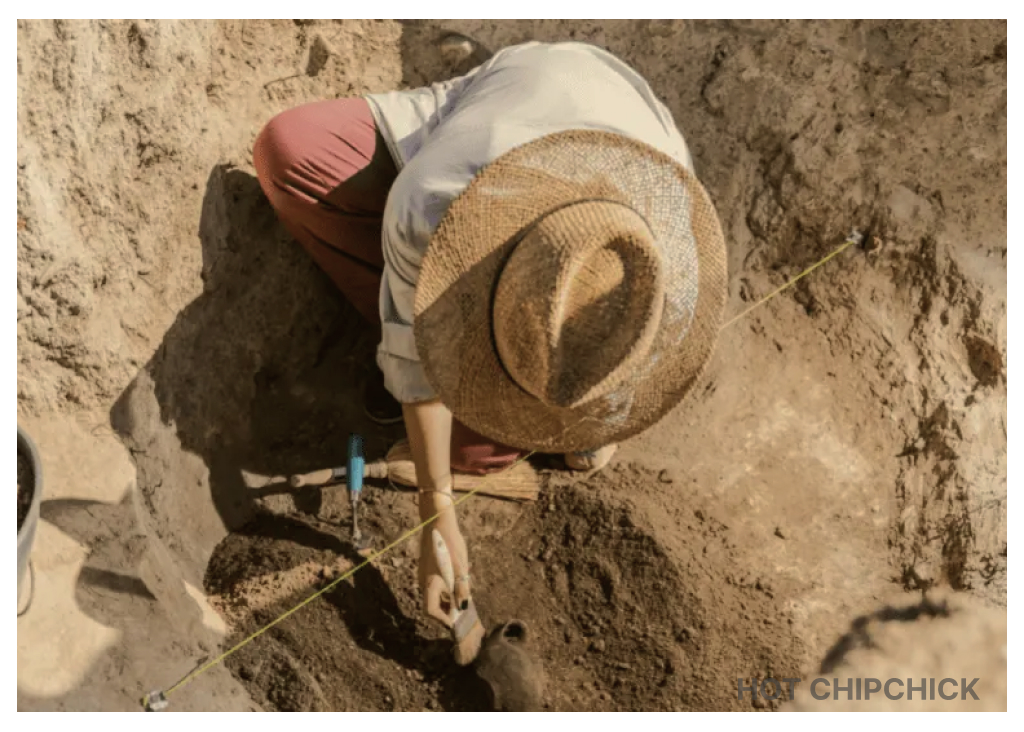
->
left=288, top=461, right=388, bottom=488
left=289, top=468, right=339, bottom=488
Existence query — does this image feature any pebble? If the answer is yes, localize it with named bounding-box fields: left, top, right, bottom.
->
left=438, top=33, right=475, bottom=63
left=657, top=469, right=675, bottom=484
left=390, top=556, right=404, bottom=568
left=614, top=662, right=632, bottom=671
left=589, top=639, right=606, bottom=653
left=774, top=526, right=786, bottom=539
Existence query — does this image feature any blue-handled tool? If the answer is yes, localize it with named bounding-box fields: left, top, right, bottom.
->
left=347, top=434, right=368, bottom=553
left=287, top=434, right=378, bottom=555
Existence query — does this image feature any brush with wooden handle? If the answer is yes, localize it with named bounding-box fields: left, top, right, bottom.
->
left=286, top=440, right=540, bottom=502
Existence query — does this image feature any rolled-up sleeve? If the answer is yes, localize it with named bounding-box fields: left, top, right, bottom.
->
left=377, top=208, right=438, bottom=404
left=377, top=272, right=436, bottom=403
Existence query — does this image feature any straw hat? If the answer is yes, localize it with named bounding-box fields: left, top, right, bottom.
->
left=414, top=130, right=727, bottom=452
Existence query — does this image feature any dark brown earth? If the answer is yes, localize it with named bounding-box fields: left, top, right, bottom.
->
left=205, top=464, right=806, bottom=711
left=18, top=448, right=34, bottom=532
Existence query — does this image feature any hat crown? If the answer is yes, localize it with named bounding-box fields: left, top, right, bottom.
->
left=492, top=201, right=665, bottom=409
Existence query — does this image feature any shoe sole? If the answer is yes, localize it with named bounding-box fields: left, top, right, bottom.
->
left=364, top=407, right=404, bottom=426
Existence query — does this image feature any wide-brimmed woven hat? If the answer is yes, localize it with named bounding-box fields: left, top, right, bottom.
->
left=414, top=129, right=727, bottom=453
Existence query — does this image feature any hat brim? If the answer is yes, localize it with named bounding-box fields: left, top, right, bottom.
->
left=414, top=130, right=727, bottom=452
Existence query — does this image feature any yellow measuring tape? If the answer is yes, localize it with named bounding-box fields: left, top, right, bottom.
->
left=142, top=230, right=861, bottom=710
left=720, top=232, right=861, bottom=330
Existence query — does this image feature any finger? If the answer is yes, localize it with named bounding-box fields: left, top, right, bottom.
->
left=423, top=574, right=453, bottom=628
left=437, top=523, right=472, bottom=609
left=453, top=573, right=471, bottom=611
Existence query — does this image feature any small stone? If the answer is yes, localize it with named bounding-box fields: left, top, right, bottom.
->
left=306, top=35, right=331, bottom=77
left=752, top=695, right=766, bottom=709
left=438, top=33, right=476, bottom=64
left=774, top=526, right=786, bottom=539
left=657, top=469, right=675, bottom=484
left=589, top=639, right=606, bottom=653
left=614, top=662, right=632, bottom=671
left=390, top=556, right=404, bottom=568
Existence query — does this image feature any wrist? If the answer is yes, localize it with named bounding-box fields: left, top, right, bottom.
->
left=418, top=476, right=454, bottom=519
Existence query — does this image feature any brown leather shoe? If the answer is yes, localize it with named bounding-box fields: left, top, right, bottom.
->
left=364, top=370, right=404, bottom=426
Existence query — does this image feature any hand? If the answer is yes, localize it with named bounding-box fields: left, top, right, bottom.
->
left=417, top=489, right=485, bottom=664
left=417, top=490, right=471, bottom=626
left=403, top=399, right=485, bottom=664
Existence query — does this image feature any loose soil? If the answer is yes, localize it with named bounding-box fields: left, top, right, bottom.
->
left=18, top=447, right=34, bottom=532
left=205, top=465, right=806, bottom=711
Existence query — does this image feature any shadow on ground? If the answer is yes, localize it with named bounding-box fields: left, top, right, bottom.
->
left=111, top=164, right=400, bottom=532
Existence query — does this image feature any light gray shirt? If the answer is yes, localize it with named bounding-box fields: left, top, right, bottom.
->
left=364, top=41, right=694, bottom=403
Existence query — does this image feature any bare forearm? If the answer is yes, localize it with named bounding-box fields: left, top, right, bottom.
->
left=402, top=399, right=454, bottom=519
